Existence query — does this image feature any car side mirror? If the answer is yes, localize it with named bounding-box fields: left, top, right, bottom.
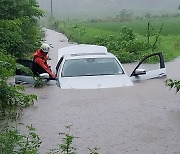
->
left=40, top=73, right=57, bottom=80
left=134, top=68, right=146, bottom=75
left=39, top=73, right=49, bottom=79
left=39, top=73, right=57, bottom=85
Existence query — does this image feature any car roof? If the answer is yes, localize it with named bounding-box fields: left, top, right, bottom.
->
left=58, top=44, right=108, bottom=60
left=63, top=52, right=115, bottom=60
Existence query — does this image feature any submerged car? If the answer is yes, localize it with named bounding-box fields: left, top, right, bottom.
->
left=15, top=44, right=166, bottom=89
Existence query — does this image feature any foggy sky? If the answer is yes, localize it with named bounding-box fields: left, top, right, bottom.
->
left=38, top=0, right=180, bottom=19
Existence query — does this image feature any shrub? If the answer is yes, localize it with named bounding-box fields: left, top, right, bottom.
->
left=0, top=0, right=44, bottom=58
left=0, top=125, right=41, bottom=154
left=0, top=51, right=37, bottom=119
left=165, top=79, right=180, bottom=93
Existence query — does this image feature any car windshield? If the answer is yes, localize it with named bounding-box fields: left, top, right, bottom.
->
left=61, top=58, right=124, bottom=77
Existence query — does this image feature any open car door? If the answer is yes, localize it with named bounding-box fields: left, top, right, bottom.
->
left=15, top=59, right=50, bottom=84
left=130, top=52, right=166, bottom=81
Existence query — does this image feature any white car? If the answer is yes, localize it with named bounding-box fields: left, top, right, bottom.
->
left=15, top=44, right=166, bottom=89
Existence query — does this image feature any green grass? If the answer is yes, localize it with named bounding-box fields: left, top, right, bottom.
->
left=84, top=17, right=180, bottom=36
left=49, top=17, right=180, bottom=62
left=159, top=35, right=180, bottom=61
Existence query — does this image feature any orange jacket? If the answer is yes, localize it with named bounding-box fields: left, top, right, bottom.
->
left=33, top=49, right=56, bottom=78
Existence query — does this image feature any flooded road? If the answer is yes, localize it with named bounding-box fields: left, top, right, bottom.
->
left=20, top=29, right=180, bottom=154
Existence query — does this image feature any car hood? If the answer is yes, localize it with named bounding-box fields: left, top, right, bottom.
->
left=59, top=74, right=133, bottom=89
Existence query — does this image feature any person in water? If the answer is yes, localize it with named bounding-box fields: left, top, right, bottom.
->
left=33, top=43, right=56, bottom=78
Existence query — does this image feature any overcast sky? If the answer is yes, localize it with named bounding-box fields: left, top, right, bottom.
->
left=38, top=0, right=180, bottom=19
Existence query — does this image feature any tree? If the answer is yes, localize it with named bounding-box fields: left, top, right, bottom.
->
left=0, top=0, right=43, bottom=20
left=115, top=9, right=133, bottom=22
left=144, top=12, right=151, bottom=20
left=0, top=0, right=44, bottom=57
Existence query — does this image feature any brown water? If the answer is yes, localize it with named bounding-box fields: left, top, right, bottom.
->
left=18, top=29, right=180, bottom=154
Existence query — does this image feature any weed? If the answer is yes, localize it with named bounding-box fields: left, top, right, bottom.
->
left=88, top=147, right=100, bottom=154
left=49, top=125, right=77, bottom=154
left=0, top=81, right=37, bottom=120
left=34, top=76, right=45, bottom=88
left=0, top=124, right=41, bottom=154
left=165, top=79, right=180, bottom=93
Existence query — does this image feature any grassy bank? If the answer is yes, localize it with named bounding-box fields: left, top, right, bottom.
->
left=84, top=17, right=180, bottom=36
left=46, top=17, right=180, bottom=63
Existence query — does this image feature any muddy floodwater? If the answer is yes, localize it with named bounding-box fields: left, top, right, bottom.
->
left=18, top=29, right=180, bottom=154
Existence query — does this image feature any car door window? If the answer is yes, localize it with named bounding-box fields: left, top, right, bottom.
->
left=130, top=52, right=166, bottom=80
left=56, top=56, right=64, bottom=72
left=136, top=56, right=160, bottom=72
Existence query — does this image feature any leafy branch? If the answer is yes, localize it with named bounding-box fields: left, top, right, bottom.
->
left=165, top=79, right=180, bottom=93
